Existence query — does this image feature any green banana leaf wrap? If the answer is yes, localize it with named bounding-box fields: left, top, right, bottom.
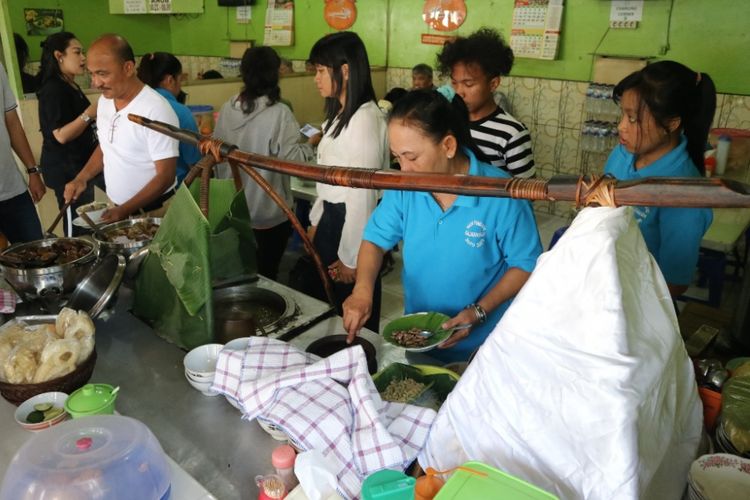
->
left=133, top=180, right=256, bottom=349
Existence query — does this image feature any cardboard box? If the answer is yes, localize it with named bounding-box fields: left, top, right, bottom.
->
left=678, top=302, right=732, bottom=356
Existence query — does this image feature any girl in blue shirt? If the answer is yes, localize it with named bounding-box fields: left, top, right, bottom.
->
left=343, top=90, right=542, bottom=362
left=604, top=61, right=716, bottom=298
left=137, top=52, right=201, bottom=185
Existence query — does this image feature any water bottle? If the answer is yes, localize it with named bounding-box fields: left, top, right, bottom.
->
left=716, top=135, right=731, bottom=175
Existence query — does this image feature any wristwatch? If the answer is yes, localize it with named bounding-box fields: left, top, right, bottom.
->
left=26, top=166, right=40, bottom=175
left=79, top=112, right=92, bottom=123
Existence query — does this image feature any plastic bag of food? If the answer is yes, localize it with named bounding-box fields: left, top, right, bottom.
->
left=721, top=376, right=750, bottom=453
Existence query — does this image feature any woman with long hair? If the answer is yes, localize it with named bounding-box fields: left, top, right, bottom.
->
left=343, top=89, right=542, bottom=362
left=306, top=32, right=389, bottom=333
left=213, top=46, right=314, bottom=280
left=604, top=61, right=715, bottom=298
left=137, top=52, right=201, bottom=185
left=36, top=31, right=100, bottom=234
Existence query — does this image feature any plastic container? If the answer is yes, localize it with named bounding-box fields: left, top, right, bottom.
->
left=716, top=135, right=732, bottom=176
left=699, top=386, right=722, bottom=432
left=0, top=415, right=171, bottom=500
left=272, top=444, right=298, bottom=492
left=188, top=105, right=214, bottom=135
left=256, top=474, right=286, bottom=500
left=64, top=383, right=118, bottom=419
left=361, top=469, right=415, bottom=500
left=434, top=461, right=557, bottom=499
left=704, top=156, right=717, bottom=178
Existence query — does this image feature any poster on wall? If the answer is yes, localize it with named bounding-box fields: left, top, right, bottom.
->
left=324, top=0, right=356, bottom=30
left=24, top=9, right=64, bottom=36
left=509, top=0, right=564, bottom=60
left=264, top=0, right=294, bottom=46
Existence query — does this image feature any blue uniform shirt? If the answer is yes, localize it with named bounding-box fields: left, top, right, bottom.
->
left=155, top=88, right=202, bottom=185
left=364, top=149, right=542, bottom=362
left=604, top=136, right=713, bottom=285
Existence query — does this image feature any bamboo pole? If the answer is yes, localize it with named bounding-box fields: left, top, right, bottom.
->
left=128, top=114, right=750, bottom=209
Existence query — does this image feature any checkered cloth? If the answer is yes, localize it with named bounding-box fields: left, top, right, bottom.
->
left=0, top=289, right=16, bottom=314
left=212, top=337, right=436, bottom=499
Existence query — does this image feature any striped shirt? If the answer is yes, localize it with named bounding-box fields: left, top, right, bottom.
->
left=470, top=107, right=535, bottom=178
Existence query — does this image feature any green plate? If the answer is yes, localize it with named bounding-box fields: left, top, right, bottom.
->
left=382, top=312, right=452, bottom=352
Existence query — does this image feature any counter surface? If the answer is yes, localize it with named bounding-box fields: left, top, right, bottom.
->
left=0, top=293, right=434, bottom=499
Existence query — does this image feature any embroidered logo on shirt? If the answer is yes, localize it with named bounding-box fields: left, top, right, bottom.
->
left=465, top=220, right=487, bottom=248
left=634, top=206, right=650, bottom=224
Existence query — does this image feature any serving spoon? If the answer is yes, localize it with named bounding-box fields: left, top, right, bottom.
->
left=419, top=323, right=473, bottom=338
left=80, top=211, right=109, bottom=241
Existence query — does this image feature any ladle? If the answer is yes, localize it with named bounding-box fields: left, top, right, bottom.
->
left=45, top=200, right=72, bottom=237
left=80, top=211, right=109, bottom=241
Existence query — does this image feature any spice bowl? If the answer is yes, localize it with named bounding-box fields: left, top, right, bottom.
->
left=14, top=392, right=68, bottom=431
left=184, top=343, right=224, bottom=379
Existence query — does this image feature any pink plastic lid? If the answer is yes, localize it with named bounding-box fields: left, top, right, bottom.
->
left=271, top=444, right=296, bottom=469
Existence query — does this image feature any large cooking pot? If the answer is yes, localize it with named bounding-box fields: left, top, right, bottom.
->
left=0, top=238, right=97, bottom=302
left=213, top=284, right=295, bottom=342
left=94, top=217, right=162, bottom=259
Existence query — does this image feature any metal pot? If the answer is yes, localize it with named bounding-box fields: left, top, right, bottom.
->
left=0, top=238, right=97, bottom=302
left=94, top=217, right=162, bottom=259
left=213, top=284, right=295, bottom=342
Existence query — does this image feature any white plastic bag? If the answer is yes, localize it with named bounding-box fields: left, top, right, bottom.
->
left=419, top=207, right=702, bottom=500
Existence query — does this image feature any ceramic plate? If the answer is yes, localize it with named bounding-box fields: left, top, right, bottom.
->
left=14, top=392, right=68, bottom=431
left=689, top=453, right=750, bottom=500
left=382, top=312, right=453, bottom=352
left=72, top=208, right=108, bottom=228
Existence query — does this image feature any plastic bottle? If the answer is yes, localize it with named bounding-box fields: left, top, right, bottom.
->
left=256, top=474, right=286, bottom=500
left=271, top=444, right=298, bottom=493
left=716, top=135, right=732, bottom=176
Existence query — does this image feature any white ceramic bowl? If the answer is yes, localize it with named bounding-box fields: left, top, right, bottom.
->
left=184, top=372, right=219, bottom=397
left=258, top=419, right=288, bottom=441
left=14, top=392, right=69, bottom=431
left=184, top=368, right=215, bottom=382
left=183, top=343, right=224, bottom=376
left=224, top=337, right=251, bottom=351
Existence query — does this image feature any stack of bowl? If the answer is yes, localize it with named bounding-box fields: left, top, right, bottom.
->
left=183, top=344, right=223, bottom=396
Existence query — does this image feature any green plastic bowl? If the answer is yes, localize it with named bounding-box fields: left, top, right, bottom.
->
left=64, top=384, right=118, bottom=419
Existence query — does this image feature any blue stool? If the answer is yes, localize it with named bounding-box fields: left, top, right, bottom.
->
left=548, top=226, right=569, bottom=250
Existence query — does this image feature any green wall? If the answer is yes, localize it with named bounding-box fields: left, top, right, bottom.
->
left=167, top=0, right=387, bottom=65
left=5, top=0, right=750, bottom=95
left=8, top=0, right=171, bottom=61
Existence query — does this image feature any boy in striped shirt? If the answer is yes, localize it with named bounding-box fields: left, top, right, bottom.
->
left=437, top=28, right=535, bottom=178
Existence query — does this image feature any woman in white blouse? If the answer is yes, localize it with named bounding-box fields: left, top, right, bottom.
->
left=307, top=32, right=389, bottom=332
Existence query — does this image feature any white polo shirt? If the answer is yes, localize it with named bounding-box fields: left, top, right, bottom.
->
left=97, top=85, right=179, bottom=204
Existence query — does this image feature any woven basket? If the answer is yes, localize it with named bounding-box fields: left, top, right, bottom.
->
left=0, top=350, right=97, bottom=406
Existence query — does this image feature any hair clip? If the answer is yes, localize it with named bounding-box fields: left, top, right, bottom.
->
left=436, top=84, right=456, bottom=102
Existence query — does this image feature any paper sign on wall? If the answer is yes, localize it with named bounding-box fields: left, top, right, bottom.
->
left=610, top=0, right=643, bottom=29
left=510, top=0, right=564, bottom=60
left=124, top=0, right=147, bottom=14
left=149, top=0, right=172, bottom=14
left=264, top=0, right=294, bottom=46
left=237, top=5, right=251, bottom=23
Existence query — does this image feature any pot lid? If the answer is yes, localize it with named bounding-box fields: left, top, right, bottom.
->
left=66, top=254, right=126, bottom=318
left=65, top=384, right=118, bottom=413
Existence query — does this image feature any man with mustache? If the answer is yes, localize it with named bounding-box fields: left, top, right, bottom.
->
left=64, top=34, right=178, bottom=222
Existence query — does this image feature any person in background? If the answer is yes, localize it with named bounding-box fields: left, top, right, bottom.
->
left=306, top=31, right=389, bottom=332
left=64, top=34, right=179, bottom=223
left=437, top=28, right=535, bottom=178
left=200, top=69, right=223, bottom=80
left=411, top=63, right=434, bottom=90
left=137, top=52, right=201, bottom=186
left=304, top=60, right=315, bottom=73
left=377, top=87, right=407, bottom=114
left=604, top=61, right=715, bottom=298
left=343, top=89, right=541, bottom=362
left=13, top=33, right=37, bottom=94
left=214, top=46, right=315, bottom=280
left=0, top=62, right=44, bottom=243
left=37, top=32, right=101, bottom=235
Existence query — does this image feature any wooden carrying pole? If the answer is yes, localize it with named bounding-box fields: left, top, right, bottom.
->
left=128, top=114, right=750, bottom=209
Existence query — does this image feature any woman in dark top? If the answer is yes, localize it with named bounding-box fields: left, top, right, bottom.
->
left=37, top=32, right=101, bottom=235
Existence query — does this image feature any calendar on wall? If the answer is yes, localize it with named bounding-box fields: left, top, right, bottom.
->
left=510, top=0, right=564, bottom=60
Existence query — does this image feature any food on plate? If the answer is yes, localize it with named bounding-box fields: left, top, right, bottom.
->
left=391, top=327, right=428, bottom=348
left=26, top=404, right=63, bottom=424
left=103, top=221, right=159, bottom=244
left=3, top=239, right=92, bottom=268
left=381, top=378, right=427, bottom=403
left=0, top=308, right=95, bottom=384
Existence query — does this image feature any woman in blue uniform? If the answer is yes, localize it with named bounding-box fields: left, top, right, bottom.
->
left=604, top=61, right=715, bottom=298
left=342, top=89, right=542, bottom=363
